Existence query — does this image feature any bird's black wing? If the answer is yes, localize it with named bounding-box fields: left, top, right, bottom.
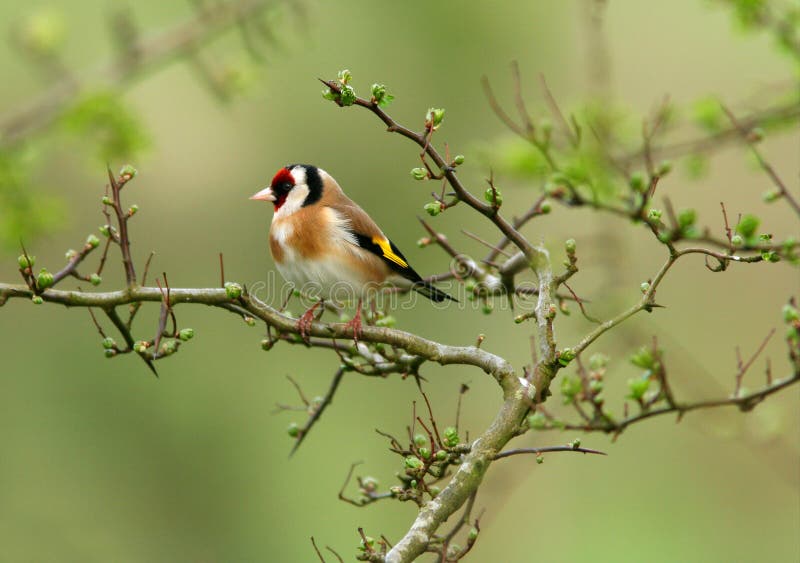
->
left=352, top=233, right=456, bottom=303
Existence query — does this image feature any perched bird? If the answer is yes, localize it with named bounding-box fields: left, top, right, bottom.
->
left=250, top=164, right=455, bottom=340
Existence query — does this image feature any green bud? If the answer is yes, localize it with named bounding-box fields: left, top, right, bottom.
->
left=761, top=249, right=780, bottom=263
left=453, top=154, right=465, bottom=165
left=101, top=195, right=112, bottom=205
left=640, top=282, right=650, bottom=293
left=648, top=209, right=662, bottom=221
left=736, top=214, right=760, bottom=238
left=20, top=9, right=65, bottom=55
left=418, top=447, right=431, bottom=459
left=361, top=476, right=379, bottom=492
left=65, top=249, right=78, bottom=260
left=423, top=201, right=442, bottom=216
left=371, top=82, right=385, bottom=99
left=627, top=376, right=650, bottom=400
left=570, top=438, right=581, bottom=449
left=104, top=349, right=116, bottom=358
left=536, top=454, right=544, bottom=464
left=443, top=426, right=459, bottom=447
left=678, top=209, right=696, bottom=230
left=468, top=527, right=479, bottom=541
left=99, top=224, right=110, bottom=237
left=90, top=273, right=102, bottom=286
left=179, top=328, right=195, bottom=341
left=160, top=340, right=178, bottom=356
left=656, top=160, right=672, bottom=176
left=762, top=189, right=781, bottom=203
left=629, top=172, right=646, bottom=192
left=630, top=347, right=655, bottom=369
left=287, top=422, right=300, bottom=437
left=86, top=234, right=100, bottom=248
left=128, top=204, right=139, bottom=215
left=321, top=88, right=336, bottom=101
left=588, top=353, right=609, bottom=370
left=224, top=282, right=243, bottom=299
left=428, top=485, right=441, bottom=498
left=560, top=375, right=582, bottom=403
left=528, top=412, right=547, bottom=430
left=339, top=84, right=356, bottom=106
left=244, top=316, right=256, bottom=326
left=539, top=201, right=552, bottom=214
left=783, top=304, right=799, bottom=323
left=730, top=234, right=744, bottom=247
left=557, top=347, right=576, bottom=367
left=260, top=338, right=273, bottom=351
left=404, top=456, right=424, bottom=470
left=358, top=536, right=376, bottom=553
left=119, top=164, right=137, bottom=178
left=426, top=107, right=445, bottom=129
left=102, top=336, right=116, bottom=349
left=410, top=167, right=428, bottom=180
left=370, top=83, right=394, bottom=107
left=589, top=379, right=603, bottom=394
left=31, top=295, right=43, bottom=305
left=565, top=238, right=576, bottom=254
left=18, top=254, right=34, bottom=269
left=37, top=268, right=54, bottom=289
left=484, top=187, right=503, bottom=206
left=134, top=341, right=148, bottom=354
left=413, top=433, right=428, bottom=447
left=482, top=303, right=493, bottom=315
left=692, top=97, right=724, bottom=132
left=435, top=450, right=448, bottom=461
left=337, top=69, right=352, bottom=84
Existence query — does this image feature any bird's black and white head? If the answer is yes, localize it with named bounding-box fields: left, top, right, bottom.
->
left=250, top=164, right=324, bottom=217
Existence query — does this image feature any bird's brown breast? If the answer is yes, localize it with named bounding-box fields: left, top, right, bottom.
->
left=269, top=206, right=390, bottom=285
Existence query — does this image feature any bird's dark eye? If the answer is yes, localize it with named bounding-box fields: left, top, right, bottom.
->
left=274, top=181, right=293, bottom=194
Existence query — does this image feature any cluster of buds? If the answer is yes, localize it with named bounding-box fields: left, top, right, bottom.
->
left=387, top=425, right=463, bottom=505
left=322, top=69, right=357, bottom=106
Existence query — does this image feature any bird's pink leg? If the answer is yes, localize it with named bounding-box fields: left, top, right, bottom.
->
left=344, top=299, right=363, bottom=344
left=297, top=300, right=323, bottom=343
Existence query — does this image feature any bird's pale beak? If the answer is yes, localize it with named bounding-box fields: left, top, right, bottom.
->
left=250, top=186, right=276, bottom=202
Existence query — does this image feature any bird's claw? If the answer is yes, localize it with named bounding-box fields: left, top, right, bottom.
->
left=344, top=299, right=363, bottom=344
left=344, top=313, right=362, bottom=344
left=296, top=301, right=323, bottom=344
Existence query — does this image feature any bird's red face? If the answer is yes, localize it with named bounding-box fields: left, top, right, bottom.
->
left=250, top=167, right=296, bottom=211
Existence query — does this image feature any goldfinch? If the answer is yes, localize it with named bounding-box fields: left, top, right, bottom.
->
left=250, top=164, right=455, bottom=340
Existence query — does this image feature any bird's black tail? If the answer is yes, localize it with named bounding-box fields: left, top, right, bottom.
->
left=413, top=281, right=458, bottom=303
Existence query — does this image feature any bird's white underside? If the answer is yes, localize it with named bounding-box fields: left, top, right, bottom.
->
left=273, top=206, right=374, bottom=301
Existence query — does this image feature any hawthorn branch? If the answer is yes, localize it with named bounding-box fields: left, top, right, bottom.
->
left=321, top=78, right=538, bottom=263
left=0, top=283, right=518, bottom=388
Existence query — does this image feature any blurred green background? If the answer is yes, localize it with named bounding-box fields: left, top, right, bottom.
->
left=1, top=0, right=798, bottom=561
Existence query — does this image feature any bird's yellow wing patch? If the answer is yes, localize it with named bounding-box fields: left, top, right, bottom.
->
left=372, top=236, right=408, bottom=268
